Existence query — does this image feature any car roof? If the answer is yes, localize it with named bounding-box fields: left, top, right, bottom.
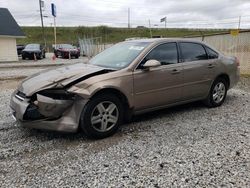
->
left=125, top=37, right=220, bottom=55
left=26, top=43, right=40, bottom=46
left=57, top=44, right=73, bottom=46
left=125, top=38, right=204, bottom=44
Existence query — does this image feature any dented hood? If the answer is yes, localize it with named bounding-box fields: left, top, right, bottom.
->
left=18, top=63, right=106, bottom=96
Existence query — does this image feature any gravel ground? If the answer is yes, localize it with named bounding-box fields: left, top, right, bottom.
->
left=0, top=68, right=45, bottom=80
left=0, top=79, right=249, bottom=187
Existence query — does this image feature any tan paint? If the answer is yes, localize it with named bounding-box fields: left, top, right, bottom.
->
left=10, top=38, right=240, bottom=132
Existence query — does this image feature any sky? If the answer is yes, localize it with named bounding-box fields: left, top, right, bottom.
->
left=1, top=0, right=250, bottom=29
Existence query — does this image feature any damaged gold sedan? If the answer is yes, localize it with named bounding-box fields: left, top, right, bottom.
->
left=10, top=39, right=240, bottom=139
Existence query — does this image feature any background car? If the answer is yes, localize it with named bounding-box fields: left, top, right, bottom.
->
left=54, top=44, right=80, bottom=59
left=16, top=44, right=25, bottom=56
left=22, top=44, right=46, bottom=60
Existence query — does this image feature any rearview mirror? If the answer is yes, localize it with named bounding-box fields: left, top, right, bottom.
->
left=143, top=59, right=161, bottom=69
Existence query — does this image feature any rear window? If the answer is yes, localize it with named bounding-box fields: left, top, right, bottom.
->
left=179, top=42, right=208, bottom=62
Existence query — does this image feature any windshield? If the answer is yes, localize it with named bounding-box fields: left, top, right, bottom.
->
left=59, top=44, right=74, bottom=49
left=25, top=44, right=39, bottom=50
left=89, top=41, right=150, bottom=69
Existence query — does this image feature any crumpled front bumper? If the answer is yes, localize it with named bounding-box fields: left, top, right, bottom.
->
left=10, top=90, right=87, bottom=132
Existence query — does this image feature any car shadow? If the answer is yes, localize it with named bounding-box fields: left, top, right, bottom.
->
left=130, top=92, right=238, bottom=123
left=20, top=94, right=238, bottom=143
left=130, top=101, right=204, bottom=124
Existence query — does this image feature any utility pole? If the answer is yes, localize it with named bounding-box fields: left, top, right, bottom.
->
left=165, top=17, right=167, bottom=29
left=148, top=19, right=152, bottom=38
left=238, top=16, right=241, bottom=30
left=128, top=8, right=130, bottom=28
left=54, top=16, right=56, bottom=47
left=51, top=3, right=57, bottom=48
left=39, top=0, right=46, bottom=47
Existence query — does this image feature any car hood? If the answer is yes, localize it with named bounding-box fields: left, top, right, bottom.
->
left=59, top=48, right=78, bottom=52
left=23, top=49, right=41, bottom=52
left=18, top=63, right=109, bottom=96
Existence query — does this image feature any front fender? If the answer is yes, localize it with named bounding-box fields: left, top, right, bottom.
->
left=68, top=83, right=134, bottom=108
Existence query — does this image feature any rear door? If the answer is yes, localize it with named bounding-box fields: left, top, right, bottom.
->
left=133, top=42, right=183, bottom=110
left=178, top=42, right=216, bottom=101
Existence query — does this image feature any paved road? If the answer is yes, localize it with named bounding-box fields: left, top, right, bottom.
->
left=0, top=53, right=88, bottom=80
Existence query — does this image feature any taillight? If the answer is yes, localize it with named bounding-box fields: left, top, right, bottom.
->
left=235, top=57, right=240, bottom=67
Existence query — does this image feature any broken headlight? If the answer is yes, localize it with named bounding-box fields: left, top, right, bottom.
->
left=35, top=89, right=75, bottom=100
left=27, top=89, right=75, bottom=119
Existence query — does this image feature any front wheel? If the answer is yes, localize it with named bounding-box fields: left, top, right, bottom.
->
left=204, top=78, right=228, bottom=107
left=38, top=53, right=42, bottom=60
left=80, top=94, right=124, bottom=139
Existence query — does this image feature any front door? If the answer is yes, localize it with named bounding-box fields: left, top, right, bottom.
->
left=133, top=42, right=183, bottom=111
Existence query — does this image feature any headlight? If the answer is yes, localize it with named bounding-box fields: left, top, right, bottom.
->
left=36, top=89, right=75, bottom=100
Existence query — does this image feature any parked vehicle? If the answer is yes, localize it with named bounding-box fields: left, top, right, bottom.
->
left=54, top=44, right=80, bottom=59
left=22, top=44, right=46, bottom=60
left=16, top=44, right=25, bottom=56
left=10, top=38, right=240, bottom=139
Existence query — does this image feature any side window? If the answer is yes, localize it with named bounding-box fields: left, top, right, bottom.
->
left=139, top=43, right=178, bottom=68
left=179, top=42, right=208, bottom=62
left=205, top=46, right=219, bottom=59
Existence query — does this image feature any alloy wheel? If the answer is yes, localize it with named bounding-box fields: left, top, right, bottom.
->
left=90, top=101, right=119, bottom=132
left=212, top=82, right=226, bottom=104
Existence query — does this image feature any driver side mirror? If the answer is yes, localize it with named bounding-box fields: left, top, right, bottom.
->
left=143, top=59, right=161, bottom=70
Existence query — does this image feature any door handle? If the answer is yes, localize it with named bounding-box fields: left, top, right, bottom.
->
left=171, top=69, right=180, bottom=74
left=208, top=64, right=215, bottom=68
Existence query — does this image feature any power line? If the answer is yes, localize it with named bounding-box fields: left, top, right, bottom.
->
left=9, top=9, right=250, bottom=29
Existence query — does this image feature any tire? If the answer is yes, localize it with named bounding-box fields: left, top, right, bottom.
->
left=75, top=55, right=79, bottom=59
left=80, top=94, right=124, bottom=139
left=62, top=52, right=66, bottom=59
left=204, top=77, right=228, bottom=107
left=22, top=56, right=25, bottom=60
left=43, top=53, right=46, bottom=58
left=38, top=53, right=42, bottom=60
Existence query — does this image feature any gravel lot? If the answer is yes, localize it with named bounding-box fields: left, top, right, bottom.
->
left=0, top=74, right=249, bottom=187
left=1, top=53, right=87, bottom=67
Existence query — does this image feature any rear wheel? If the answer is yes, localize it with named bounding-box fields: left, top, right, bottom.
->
left=80, top=94, right=124, bottom=139
left=204, top=78, right=228, bottom=107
